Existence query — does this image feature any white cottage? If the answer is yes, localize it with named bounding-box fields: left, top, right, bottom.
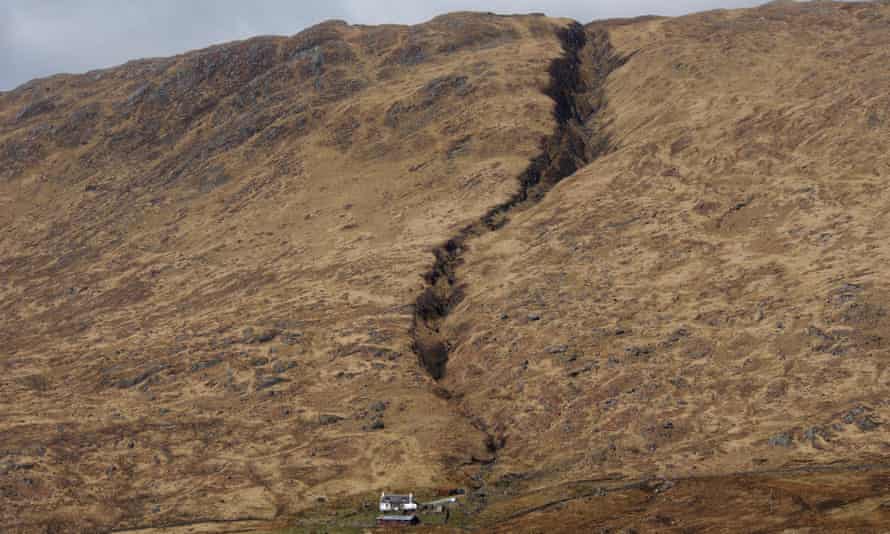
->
left=379, top=492, right=418, bottom=513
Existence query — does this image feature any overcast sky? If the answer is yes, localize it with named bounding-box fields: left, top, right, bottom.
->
left=0, top=0, right=774, bottom=91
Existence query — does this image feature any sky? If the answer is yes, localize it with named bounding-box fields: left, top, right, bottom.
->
left=0, top=0, right=775, bottom=91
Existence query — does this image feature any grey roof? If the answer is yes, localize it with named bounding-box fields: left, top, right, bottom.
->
left=381, top=494, right=413, bottom=504
left=422, top=497, right=458, bottom=507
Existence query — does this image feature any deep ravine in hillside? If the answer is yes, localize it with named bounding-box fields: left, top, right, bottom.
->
left=411, top=22, right=629, bottom=460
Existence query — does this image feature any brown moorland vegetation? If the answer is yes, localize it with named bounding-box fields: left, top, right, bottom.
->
left=2, top=2, right=890, bottom=533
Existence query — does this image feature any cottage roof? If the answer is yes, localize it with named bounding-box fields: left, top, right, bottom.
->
left=381, top=494, right=413, bottom=504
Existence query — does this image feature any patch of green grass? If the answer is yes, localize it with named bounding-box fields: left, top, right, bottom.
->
left=260, top=490, right=475, bottom=533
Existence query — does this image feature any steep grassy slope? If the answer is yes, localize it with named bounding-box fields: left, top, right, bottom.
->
left=0, top=14, right=571, bottom=533
left=439, top=1, right=890, bottom=530
left=4, top=2, right=890, bottom=533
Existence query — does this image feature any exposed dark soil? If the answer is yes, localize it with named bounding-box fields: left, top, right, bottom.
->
left=411, top=24, right=628, bottom=381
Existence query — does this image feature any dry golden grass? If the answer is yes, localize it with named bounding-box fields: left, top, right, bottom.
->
left=2, top=2, right=890, bottom=532
left=0, top=14, right=568, bottom=532
left=441, top=1, right=890, bottom=530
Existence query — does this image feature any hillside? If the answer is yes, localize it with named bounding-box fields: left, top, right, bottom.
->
left=2, top=2, right=890, bottom=533
left=0, top=13, right=568, bottom=532
left=443, top=2, right=890, bottom=531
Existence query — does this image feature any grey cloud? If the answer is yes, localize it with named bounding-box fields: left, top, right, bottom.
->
left=0, top=0, right=793, bottom=90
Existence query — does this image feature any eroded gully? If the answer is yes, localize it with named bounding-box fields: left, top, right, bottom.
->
left=410, top=22, right=630, bottom=468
